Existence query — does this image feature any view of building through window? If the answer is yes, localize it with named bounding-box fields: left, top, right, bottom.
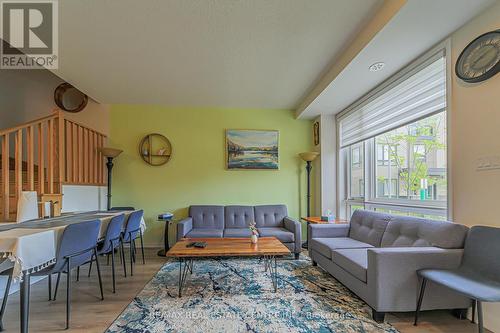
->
left=349, top=143, right=364, bottom=199
left=344, top=111, right=447, bottom=220
left=374, top=112, right=447, bottom=202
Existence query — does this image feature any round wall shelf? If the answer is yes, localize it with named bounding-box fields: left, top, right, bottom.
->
left=139, top=133, right=172, bottom=166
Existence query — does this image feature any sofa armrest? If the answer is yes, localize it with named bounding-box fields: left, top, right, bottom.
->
left=367, top=247, right=465, bottom=311
left=308, top=223, right=350, bottom=241
left=176, top=217, right=193, bottom=241
left=284, top=217, right=302, bottom=254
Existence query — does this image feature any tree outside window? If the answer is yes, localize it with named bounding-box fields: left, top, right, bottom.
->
left=375, top=112, right=446, bottom=202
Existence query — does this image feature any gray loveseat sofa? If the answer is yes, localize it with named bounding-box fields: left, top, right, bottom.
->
left=308, top=210, right=471, bottom=322
left=177, top=205, right=301, bottom=258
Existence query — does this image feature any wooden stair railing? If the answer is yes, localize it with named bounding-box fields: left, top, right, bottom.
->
left=0, top=110, right=107, bottom=221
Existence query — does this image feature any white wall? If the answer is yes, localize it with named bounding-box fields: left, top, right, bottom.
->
left=450, top=2, right=500, bottom=331
left=313, top=115, right=337, bottom=216
left=61, top=185, right=107, bottom=212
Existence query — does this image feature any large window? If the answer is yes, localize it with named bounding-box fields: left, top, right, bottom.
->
left=338, top=47, right=448, bottom=220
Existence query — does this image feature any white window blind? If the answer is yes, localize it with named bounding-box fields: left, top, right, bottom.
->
left=338, top=50, right=446, bottom=148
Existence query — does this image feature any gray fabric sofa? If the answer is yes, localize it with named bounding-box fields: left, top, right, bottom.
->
left=177, top=205, right=301, bottom=258
left=308, top=210, right=471, bottom=322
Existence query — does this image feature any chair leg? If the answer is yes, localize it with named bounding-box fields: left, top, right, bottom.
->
left=119, top=244, right=122, bottom=264
left=111, top=247, right=116, bottom=293
left=472, top=300, right=476, bottom=324
left=48, top=273, right=52, bottom=301
left=76, top=266, right=80, bottom=282
left=0, top=272, right=13, bottom=330
left=66, top=259, right=71, bottom=329
left=120, top=239, right=127, bottom=277
left=131, top=237, right=136, bottom=263
left=140, top=231, right=145, bottom=265
left=53, top=272, right=61, bottom=300
left=129, top=240, right=134, bottom=276
left=88, top=259, right=93, bottom=277
left=94, top=249, right=104, bottom=301
left=414, top=277, right=427, bottom=326
left=477, top=301, right=484, bottom=333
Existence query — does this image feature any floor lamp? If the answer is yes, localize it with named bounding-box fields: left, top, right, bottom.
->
left=98, top=147, right=123, bottom=210
left=299, top=152, right=319, bottom=249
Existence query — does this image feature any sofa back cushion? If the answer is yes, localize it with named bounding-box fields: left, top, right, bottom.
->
left=349, top=210, right=390, bottom=247
left=225, top=206, right=254, bottom=229
left=254, top=205, right=287, bottom=227
left=189, top=205, right=224, bottom=229
left=380, top=216, right=468, bottom=248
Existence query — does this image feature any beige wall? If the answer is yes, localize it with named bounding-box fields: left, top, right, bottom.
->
left=450, top=1, right=500, bottom=331
left=0, top=69, right=109, bottom=135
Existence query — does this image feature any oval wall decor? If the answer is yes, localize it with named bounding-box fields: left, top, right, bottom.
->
left=54, top=82, right=89, bottom=113
left=139, top=133, right=172, bottom=166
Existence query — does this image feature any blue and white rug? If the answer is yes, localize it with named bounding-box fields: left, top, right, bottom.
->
left=106, top=255, right=399, bottom=333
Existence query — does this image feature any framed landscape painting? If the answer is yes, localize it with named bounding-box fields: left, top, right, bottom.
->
left=226, top=129, right=279, bottom=170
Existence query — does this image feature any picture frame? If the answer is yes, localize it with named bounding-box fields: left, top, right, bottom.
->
left=225, top=129, right=279, bottom=170
left=313, top=121, right=320, bottom=146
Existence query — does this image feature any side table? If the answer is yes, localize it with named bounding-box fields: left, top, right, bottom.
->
left=301, top=216, right=349, bottom=249
left=157, top=218, right=173, bottom=257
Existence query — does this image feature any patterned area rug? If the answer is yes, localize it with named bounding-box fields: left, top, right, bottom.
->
left=106, top=255, right=399, bottom=333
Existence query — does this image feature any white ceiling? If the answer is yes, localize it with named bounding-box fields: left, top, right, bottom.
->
left=54, top=0, right=383, bottom=108
left=298, top=0, right=497, bottom=118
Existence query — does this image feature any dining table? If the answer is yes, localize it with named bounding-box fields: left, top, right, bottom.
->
left=0, top=210, right=146, bottom=333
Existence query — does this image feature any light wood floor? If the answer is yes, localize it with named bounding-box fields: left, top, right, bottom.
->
left=0, top=249, right=489, bottom=333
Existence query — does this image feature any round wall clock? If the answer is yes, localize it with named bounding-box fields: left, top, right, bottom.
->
left=455, top=29, right=500, bottom=83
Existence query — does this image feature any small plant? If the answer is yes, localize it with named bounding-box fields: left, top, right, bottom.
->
left=249, top=222, right=259, bottom=236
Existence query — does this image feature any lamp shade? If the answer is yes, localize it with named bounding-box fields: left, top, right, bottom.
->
left=299, top=152, right=319, bottom=162
left=98, top=147, right=123, bottom=158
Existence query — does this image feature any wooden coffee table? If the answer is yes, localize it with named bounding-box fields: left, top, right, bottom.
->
left=166, top=237, right=290, bottom=296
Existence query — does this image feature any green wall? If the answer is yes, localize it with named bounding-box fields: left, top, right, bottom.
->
left=109, top=105, right=313, bottom=246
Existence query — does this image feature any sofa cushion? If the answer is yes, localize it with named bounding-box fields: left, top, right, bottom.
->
left=186, top=229, right=223, bottom=238
left=258, top=227, right=294, bottom=243
left=190, top=205, right=224, bottom=229
left=349, top=210, right=391, bottom=247
left=254, top=205, right=287, bottom=227
left=381, top=216, right=468, bottom=248
left=224, top=228, right=252, bottom=238
left=309, top=237, right=373, bottom=259
left=332, top=248, right=368, bottom=282
left=225, top=206, right=254, bottom=229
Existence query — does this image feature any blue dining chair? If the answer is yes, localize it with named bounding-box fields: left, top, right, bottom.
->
left=86, top=214, right=126, bottom=293
left=121, top=210, right=145, bottom=276
left=415, top=226, right=500, bottom=333
left=33, top=219, right=103, bottom=329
